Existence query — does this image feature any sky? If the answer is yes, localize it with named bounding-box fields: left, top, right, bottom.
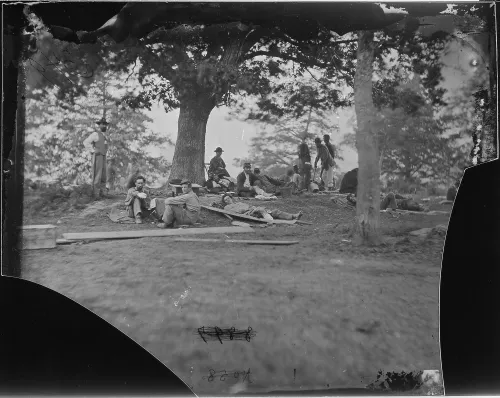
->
left=145, top=33, right=486, bottom=178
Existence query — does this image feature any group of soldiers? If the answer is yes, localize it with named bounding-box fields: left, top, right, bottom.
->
left=84, top=118, right=458, bottom=225
left=205, top=134, right=338, bottom=196
left=84, top=117, right=201, bottom=226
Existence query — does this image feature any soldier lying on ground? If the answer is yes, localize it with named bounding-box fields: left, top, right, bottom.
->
left=346, top=192, right=426, bottom=212
left=156, top=179, right=201, bottom=228
left=220, top=194, right=303, bottom=220
left=125, top=175, right=151, bottom=224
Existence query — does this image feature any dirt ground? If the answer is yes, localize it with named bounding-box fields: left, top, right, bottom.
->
left=20, top=191, right=449, bottom=396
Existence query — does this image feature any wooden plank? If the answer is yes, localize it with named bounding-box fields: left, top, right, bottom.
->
left=56, top=238, right=78, bottom=245
left=231, top=221, right=251, bottom=227
left=174, top=238, right=299, bottom=245
left=201, top=205, right=297, bottom=225
left=62, top=226, right=254, bottom=241
left=18, top=225, right=57, bottom=250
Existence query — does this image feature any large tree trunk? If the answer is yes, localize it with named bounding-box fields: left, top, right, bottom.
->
left=169, top=94, right=216, bottom=184
left=352, top=30, right=382, bottom=246
left=168, top=28, right=260, bottom=185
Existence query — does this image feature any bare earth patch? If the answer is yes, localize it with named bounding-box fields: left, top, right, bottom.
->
left=21, top=192, right=447, bottom=396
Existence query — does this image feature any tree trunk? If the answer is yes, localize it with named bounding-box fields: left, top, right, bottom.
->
left=168, top=94, right=216, bottom=184
left=352, top=30, right=382, bottom=246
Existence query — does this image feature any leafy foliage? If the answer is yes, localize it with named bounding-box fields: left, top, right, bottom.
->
left=24, top=70, right=172, bottom=185
left=233, top=102, right=340, bottom=172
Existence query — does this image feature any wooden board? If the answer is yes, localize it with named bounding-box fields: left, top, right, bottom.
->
left=56, top=238, right=78, bottom=245
left=201, top=205, right=297, bottom=225
left=174, top=238, right=299, bottom=245
left=62, top=226, right=254, bottom=241
left=19, top=224, right=57, bottom=250
left=231, top=221, right=252, bottom=227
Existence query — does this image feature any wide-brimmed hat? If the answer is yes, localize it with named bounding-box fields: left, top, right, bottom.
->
left=243, top=162, right=251, bottom=168
left=96, top=118, right=109, bottom=126
left=215, top=147, right=224, bottom=152
left=180, top=179, right=192, bottom=185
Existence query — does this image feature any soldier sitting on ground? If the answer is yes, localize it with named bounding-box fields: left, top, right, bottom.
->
left=125, top=175, right=151, bottom=224
left=206, top=147, right=236, bottom=192
left=156, top=179, right=201, bottom=228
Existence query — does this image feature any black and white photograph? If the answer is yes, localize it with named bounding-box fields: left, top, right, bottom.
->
left=2, top=1, right=498, bottom=396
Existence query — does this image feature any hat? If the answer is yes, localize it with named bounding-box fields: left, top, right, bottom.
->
left=215, top=147, right=224, bottom=152
left=314, top=137, right=322, bottom=143
left=96, top=118, right=109, bottom=126
left=180, top=179, right=192, bottom=185
left=253, top=168, right=260, bottom=173
left=243, top=162, right=251, bottom=168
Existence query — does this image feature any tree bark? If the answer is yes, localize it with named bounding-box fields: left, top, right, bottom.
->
left=168, top=94, right=216, bottom=184
left=168, top=29, right=260, bottom=185
left=352, top=30, right=382, bottom=246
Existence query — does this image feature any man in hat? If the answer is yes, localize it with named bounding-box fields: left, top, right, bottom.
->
left=125, top=175, right=150, bottom=224
left=314, top=137, right=335, bottom=191
left=236, top=163, right=259, bottom=197
left=208, top=147, right=230, bottom=181
left=157, top=179, right=201, bottom=228
left=83, top=117, right=109, bottom=198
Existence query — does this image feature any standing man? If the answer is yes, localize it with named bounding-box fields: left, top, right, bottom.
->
left=314, top=137, right=334, bottom=191
left=297, top=137, right=312, bottom=191
left=83, top=117, right=109, bottom=199
left=157, top=179, right=201, bottom=228
left=323, top=134, right=337, bottom=189
left=125, top=175, right=150, bottom=224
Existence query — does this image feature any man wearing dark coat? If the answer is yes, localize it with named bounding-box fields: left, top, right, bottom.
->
left=236, top=163, right=258, bottom=197
left=297, top=137, right=312, bottom=191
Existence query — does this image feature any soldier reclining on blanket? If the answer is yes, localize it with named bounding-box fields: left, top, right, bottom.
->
left=346, top=192, right=425, bottom=212
left=220, top=194, right=303, bottom=220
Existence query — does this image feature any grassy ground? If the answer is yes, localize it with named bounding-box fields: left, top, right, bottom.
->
left=20, top=191, right=449, bottom=396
